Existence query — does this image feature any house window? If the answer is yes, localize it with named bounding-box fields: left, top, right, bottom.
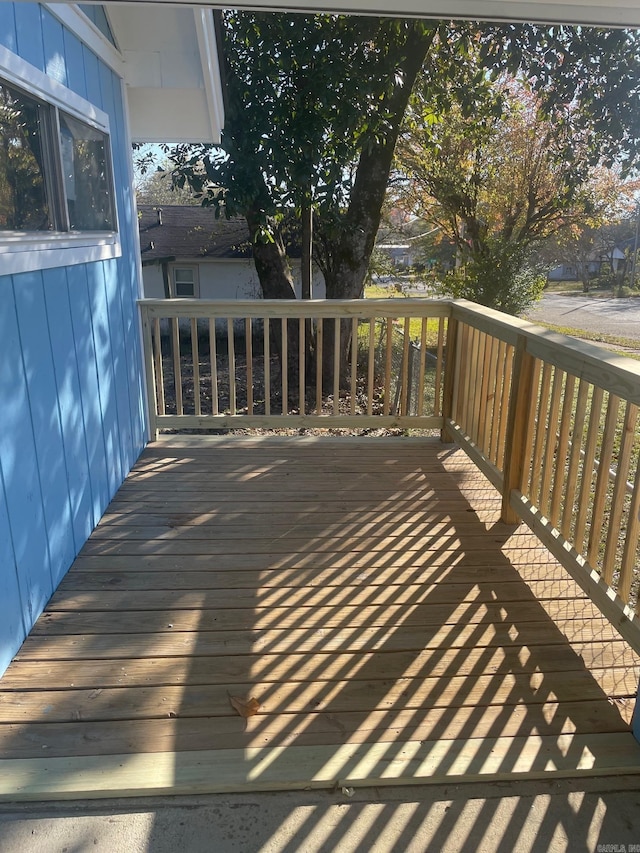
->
left=171, top=266, right=199, bottom=298
left=0, top=46, right=120, bottom=275
left=0, top=79, right=115, bottom=234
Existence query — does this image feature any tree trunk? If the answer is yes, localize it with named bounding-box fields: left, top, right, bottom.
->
left=318, top=23, right=436, bottom=387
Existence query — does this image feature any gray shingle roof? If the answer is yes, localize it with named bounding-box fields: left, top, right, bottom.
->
left=138, top=205, right=253, bottom=263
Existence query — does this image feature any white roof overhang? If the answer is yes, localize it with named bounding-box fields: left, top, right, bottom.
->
left=102, top=4, right=224, bottom=144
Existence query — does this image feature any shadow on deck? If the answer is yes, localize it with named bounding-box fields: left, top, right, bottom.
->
left=0, top=436, right=639, bottom=800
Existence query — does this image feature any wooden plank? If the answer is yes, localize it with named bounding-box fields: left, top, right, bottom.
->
left=549, top=373, right=575, bottom=528
left=57, top=562, right=571, bottom=593
left=77, top=534, right=555, bottom=557
left=6, top=641, right=632, bottom=691
left=31, top=598, right=601, bottom=637
left=171, top=317, right=183, bottom=416
left=246, top=318, right=253, bottom=415
left=14, top=619, right=625, bottom=662
left=0, top=670, right=630, bottom=725
left=2, top=732, right=640, bottom=801
left=86, top=519, right=516, bottom=542
left=0, top=698, right=631, bottom=760
left=46, top=579, right=588, bottom=612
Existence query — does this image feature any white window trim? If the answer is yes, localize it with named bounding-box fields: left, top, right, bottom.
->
left=0, top=44, right=121, bottom=276
left=170, top=264, right=200, bottom=298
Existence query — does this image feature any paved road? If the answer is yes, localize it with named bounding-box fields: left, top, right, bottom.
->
left=525, top=294, right=640, bottom=341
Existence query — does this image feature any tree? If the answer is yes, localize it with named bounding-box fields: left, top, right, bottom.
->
left=161, top=17, right=640, bottom=309
left=394, top=71, right=639, bottom=313
left=136, top=167, right=200, bottom=206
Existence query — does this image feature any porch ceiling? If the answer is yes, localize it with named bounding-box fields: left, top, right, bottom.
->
left=96, top=0, right=640, bottom=29
left=0, top=436, right=639, bottom=801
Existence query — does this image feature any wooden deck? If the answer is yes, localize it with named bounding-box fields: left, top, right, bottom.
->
left=1, top=435, right=640, bottom=801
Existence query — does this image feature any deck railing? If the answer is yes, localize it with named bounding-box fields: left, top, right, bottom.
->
left=139, top=296, right=640, bottom=652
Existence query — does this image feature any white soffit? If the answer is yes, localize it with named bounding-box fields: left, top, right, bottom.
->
left=104, top=4, right=223, bottom=143
left=83, top=0, right=640, bottom=29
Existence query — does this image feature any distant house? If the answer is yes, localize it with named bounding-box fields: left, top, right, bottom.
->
left=138, top=204, right=325, bottom=299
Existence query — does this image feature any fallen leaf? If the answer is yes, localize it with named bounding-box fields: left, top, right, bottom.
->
left=229, top=694, right=260, bottom=718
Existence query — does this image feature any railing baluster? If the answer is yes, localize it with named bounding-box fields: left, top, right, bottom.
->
left=384, top=317, right=393, bottom=416
left=574, top=385, right=603, bottom=553
left=488, top=339, right=505, bottom=463
left=245, top=317, right=253, bottom=415
left=418, top=317, right=428, bottom=417
left=153, top=317, right=165, bottom=416
left=501, top=335, right=537, bottom=524
left=495, top=344, right=514, bottom=471
left=367, top=318, right=375, bottom=417
left=620, top=461, right=640, bottom=604
left=281, top=318, right=288, bottom=415
left=549, top=373, right=576, bottom=528
left=190, top=317, right=201, bottom=416
left=227, top=318, right=236, bottom=415
left=459, top=324, right=473, bottom=429
left=602, top=401, right=638, bottom=584
left=316, top=318, right=323, bottom=414
left=400, top=317, right=411, bottom=416
left=333, top=318, right=340, bottom=416
left=171, top=317, right=183, bottom=416
left=350, top=317, right=358, bottom=416
left=467, top=327, right=480, bottom=441
left=477, top=333, right=493, bottom=454
left=539, top=367, right=564, bottom=519
left=434, top=316, right=445, bottom=417
left=561, top=378, right=589, bottom=540
left=263, top=318, right=270, bottom=416
left=299, top=317, right=305, bottom=416
left=587, top=394, right=620, bottom=567
left=209, top=318, right=219, bottom=416
left=529, top=361, right=552, bottom=506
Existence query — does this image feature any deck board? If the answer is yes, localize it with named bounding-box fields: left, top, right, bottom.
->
left=1, top=436, right=639, bottom=800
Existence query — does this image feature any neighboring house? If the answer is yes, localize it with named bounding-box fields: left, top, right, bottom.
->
left=376, top=214, right=443, bottom=270
left=548, top=247, right=626, bottom=281
left=0, top=2, right=223, bottom=677
left=138, top=204, right=325, bottom=299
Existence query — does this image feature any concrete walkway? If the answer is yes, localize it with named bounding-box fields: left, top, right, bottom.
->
left=2, top=777, right=640, bottom=852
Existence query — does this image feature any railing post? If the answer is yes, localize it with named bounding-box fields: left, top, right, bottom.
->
left=440, top=316, right=459, bottom=443
left=501, top=334, right=536, bottom=523
left=140, top=305, right=159, bottom=442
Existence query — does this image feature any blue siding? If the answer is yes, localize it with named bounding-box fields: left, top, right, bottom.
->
left=0, top=4, right=148, bottom=677
left=41, top=7, right=68, bottom=86
left=0, top=467, right=24, bottom=675
left=13, top=271, right=76, bottom=589
left=0, top=277, right=53, bottom=626
left=14, top=3, right=44, bottom=71
left=0, top=4, right=17, bottom=51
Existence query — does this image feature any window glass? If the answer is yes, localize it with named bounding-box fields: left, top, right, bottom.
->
left=0, top=81, right=51, bottom=231
left=174, top=267, right=196, bottom=297
left=59, top=112, right=115, bottom=231
left=78, top=5, right=117, bottom=47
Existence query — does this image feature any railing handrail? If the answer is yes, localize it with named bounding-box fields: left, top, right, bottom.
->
left=450, top=299, right=640, bottom=406
left=139, top=297, right=452, bottom=321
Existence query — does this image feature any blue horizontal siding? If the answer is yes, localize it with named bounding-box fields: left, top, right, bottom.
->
left=0, top=4, right=147, bottom=678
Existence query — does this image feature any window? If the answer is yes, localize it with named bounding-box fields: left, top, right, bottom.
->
left=0, top=45, right=120, bottom=274
left=171, top=266, right=199, bottom=298
left=0, top=79, right=115, bottom=234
